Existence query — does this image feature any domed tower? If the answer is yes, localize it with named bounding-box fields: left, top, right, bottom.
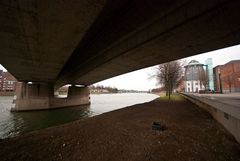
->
left=184, top=60, right=205, bottom=92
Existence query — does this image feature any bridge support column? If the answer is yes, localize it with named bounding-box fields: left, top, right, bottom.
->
left=11, top=82, right=90, bottom=111
left=50, top=85, right=90, bottom=108
left=11, top=82, right=53, bottom=111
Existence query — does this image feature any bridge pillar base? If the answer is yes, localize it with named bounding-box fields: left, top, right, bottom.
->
left=11, top=82, right=90, bottom=111
left=11, top=82, right=53, bottom=111
left=50, top=85, right=90, bottom=108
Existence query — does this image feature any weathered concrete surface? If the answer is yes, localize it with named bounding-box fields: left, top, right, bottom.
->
left=181, top=93, right=240, bottom=143
left=12, top=82, right=90, bottom=111
left=195, top=93, right=240, bottom=109
left=0, top=0, right=105, bottom=83
left=1, top=1, right=240, bottom=88
left=51, top=85, right=90, bottom=109
left=12, top=82, right=52, bottom=110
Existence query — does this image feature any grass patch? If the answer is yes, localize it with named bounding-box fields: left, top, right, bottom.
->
left=159, top=94, right=185, bottom=101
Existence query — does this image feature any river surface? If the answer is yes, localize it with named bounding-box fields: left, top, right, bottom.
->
left=0, top=93, right=158, bottom=139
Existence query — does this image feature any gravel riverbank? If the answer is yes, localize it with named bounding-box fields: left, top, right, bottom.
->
left=0, top=96, right=239, bottom=161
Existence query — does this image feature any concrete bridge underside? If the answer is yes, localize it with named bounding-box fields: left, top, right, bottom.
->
left=1, top=0, right=240, bottom=110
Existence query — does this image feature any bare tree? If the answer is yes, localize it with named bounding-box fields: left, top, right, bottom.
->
left=199, top=69, right=209, bottom=89
left=222, top=74, right=234, bottom=93
left=153, top=60, right=183, bottom=99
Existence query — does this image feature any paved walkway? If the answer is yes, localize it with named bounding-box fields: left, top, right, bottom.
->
left=184, top=93, right=240, bottom=119
left=194, top=93, right=240, bottom=108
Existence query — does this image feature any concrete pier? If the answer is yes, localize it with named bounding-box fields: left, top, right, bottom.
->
left=11, top=82, right=90, bottom=111
left=51, top=85, right=90, bottom=108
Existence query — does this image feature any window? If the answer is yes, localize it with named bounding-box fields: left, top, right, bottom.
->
left=195, top=82, right=198, bottom=85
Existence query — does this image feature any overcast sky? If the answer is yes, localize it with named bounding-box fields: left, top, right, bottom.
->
left=1, top=45, right=240, bottom=91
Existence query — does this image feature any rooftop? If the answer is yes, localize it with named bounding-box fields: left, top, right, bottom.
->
left=185, top=60, right=204, bottom=67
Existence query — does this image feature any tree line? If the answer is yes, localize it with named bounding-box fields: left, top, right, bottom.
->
left=89, top=85, right=118, bottom=93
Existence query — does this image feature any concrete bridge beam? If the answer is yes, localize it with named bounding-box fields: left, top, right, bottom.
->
left=11, top=82, right=90, bottom=111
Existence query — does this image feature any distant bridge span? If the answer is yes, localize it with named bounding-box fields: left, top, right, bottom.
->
left=1, top=0, right=240, bottom=110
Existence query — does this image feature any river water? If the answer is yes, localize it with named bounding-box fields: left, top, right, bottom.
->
left=0, top=93, right=158, bottom=139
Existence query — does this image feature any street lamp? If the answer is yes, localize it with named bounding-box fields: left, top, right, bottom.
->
left=218, top=68, right=222, bottom=94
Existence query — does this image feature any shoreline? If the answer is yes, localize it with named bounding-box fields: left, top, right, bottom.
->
left=1, top=96, right=240, bottom=161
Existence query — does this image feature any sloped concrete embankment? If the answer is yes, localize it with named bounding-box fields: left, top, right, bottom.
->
left=181, top=93, right=240, bottom=143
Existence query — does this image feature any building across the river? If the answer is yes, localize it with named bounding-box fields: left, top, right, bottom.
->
left=0, top=70, right=17, bottom=91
